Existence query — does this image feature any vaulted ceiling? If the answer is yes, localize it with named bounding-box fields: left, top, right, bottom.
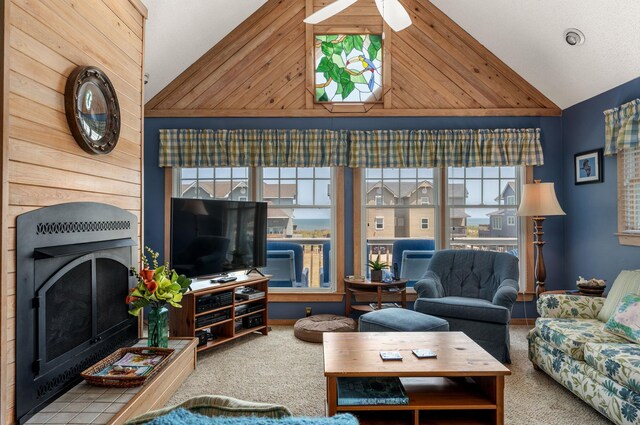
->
left=142, top=0, right=640, bottom=110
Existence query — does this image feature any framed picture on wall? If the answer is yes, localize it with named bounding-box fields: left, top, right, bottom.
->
left=574, top=148, right=603, bottom=185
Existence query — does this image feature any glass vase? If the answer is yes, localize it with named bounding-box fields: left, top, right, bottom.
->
left=148, top=306, right=169, bottom=348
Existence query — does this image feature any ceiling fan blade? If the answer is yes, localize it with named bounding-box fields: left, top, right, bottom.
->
left=304, top=0, right=359, bottom=24
left=374, top=0, right=412, bottom=32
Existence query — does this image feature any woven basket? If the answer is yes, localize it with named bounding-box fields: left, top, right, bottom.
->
left=80, top=346, right=174, bottom=387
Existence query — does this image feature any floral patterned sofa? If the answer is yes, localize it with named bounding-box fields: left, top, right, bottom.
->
left=528, top=271, right=640, bottom=425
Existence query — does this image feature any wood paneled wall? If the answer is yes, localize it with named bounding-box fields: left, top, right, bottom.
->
left=0, top=1, right=146, bottom=423
left=146, top=0, right=560, bottom=117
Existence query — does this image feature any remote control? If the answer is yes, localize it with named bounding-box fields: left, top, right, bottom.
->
left=217, top=276, right=237, bottom=283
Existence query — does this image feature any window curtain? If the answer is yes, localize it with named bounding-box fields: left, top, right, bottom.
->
left=348, top=128, right=543, bottom=168
left=159, top=129, right=349, bottom=167
left=159, top=128, right=543, bottom=168
left=604, top=98, right=640, bottom=155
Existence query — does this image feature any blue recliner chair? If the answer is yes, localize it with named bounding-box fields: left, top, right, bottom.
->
left=263, top=242, right=309, bottom=287
left=392, top=239, right=435, bottom=287
left=414, top=249, right=519, bottom=363
left=319, top=241, right=331, bottom=288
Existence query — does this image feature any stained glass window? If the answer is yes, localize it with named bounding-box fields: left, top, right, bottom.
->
left=315, top=34, right=383, bottom=103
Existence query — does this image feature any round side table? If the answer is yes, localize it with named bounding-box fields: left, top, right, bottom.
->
left=344, top=277, right=408, bottom=316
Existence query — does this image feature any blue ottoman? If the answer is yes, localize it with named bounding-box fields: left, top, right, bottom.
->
left=359, top=308, right=449, bottom=332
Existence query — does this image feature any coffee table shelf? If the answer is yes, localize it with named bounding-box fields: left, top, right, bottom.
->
left=323, top=332, right=510, bottom=425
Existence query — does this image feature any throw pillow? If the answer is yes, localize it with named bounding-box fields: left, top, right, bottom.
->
left=597, top=270, right=640, bottom=322
left=604, top=293, right=640, bottom=343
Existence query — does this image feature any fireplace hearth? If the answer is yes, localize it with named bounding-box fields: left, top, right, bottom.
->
left=16, top=203, right=139, bottom=424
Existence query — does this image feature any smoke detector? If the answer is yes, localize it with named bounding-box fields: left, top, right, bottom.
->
left=564, top=29, right=585, bottom=46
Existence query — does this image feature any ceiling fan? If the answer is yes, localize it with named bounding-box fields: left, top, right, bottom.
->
left=304, top=0, right=412, bottom=32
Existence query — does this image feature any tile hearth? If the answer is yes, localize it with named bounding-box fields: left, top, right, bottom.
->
left=25, top=339, right=193, bottom=424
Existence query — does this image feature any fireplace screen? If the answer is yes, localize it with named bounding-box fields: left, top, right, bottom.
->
left=45, top=260, right=92, bottom=362
left=96, top=258, right=130, bottom=334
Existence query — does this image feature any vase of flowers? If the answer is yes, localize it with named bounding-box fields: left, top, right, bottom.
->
left=127, top=247, right=191, bottom=348
left=368, top=254, right=389, bottom=282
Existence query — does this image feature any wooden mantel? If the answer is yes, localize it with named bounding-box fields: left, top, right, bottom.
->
left=145, top=0, right=560, bottom=118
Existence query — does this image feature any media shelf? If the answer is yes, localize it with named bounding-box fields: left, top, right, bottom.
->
left=169, top=274, right=269, bottom=353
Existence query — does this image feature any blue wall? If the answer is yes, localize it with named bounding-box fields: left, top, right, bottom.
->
left=562, top=77, right=640, bottom=287
left=145, top=116, right=562, bottom=319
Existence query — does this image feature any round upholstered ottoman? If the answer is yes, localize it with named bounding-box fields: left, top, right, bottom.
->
left=294, top=314, right=357, bottom=343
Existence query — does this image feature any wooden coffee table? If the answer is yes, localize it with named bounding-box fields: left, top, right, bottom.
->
left=323, top=332, right=511, bottom=425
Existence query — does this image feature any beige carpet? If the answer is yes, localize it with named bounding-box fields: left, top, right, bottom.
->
left=167, top=326, right=611, bottom=424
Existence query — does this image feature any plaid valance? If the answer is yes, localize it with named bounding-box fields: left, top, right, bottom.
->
left=604, top=98, right=640, bottom=155
left=159, top=129, right=349, bottom=167
left=349, top=128, right=543, bottom=168
left=159, top=128, right=543, bottom=168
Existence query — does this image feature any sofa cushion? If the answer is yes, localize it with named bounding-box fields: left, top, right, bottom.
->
left=584, top=343, right=640, bottom=393
left=536, top=318, right=628, bottom=360
left=605, top=294, right=640, bottom=343
left=597, top=270, right=640, bottom=323
left=415, top=296, right=510, bottom=324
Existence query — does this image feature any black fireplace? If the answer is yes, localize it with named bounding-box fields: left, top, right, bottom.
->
left=16, top=203, right=139, bottom=423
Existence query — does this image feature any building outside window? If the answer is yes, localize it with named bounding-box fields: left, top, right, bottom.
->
left=363, top=168, right=437, bottom=274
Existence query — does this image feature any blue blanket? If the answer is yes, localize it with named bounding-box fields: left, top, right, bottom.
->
left=147, top=409, right=359, bottom=425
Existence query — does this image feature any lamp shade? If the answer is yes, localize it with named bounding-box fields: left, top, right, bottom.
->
left=517, top=181, right=566, bottom=217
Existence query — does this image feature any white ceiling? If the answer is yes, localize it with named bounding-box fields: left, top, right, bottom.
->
left=143, top=0, right=640, bottom=109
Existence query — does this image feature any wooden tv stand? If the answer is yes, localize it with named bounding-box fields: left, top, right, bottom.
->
left=169, top=274, right=269, bottom=353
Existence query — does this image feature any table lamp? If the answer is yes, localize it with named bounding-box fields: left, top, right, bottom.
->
left=516, top=180, right=565, bottom=296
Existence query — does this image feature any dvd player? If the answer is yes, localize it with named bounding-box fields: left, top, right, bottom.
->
left=195, top=310, right=230, bottom=328
left=196, top=291, right=233, bottom=313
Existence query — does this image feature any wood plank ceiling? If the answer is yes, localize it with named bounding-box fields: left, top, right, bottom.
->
left=145, top=0, right=560, bottom=117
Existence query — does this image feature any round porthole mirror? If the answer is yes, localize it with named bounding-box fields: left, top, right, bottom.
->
left=64, top=66, right=120, bottom=155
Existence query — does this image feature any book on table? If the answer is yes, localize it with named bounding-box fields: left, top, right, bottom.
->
left=337, top=377, right=409, bottom=406
left=368, top=302, right=401, bottom=310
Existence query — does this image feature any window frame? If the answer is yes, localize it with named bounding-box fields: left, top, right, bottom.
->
left=617, top=149, right=640, bottom=246
left=168, top=167, right=343, bottom=296
left=493, top=216, right=503, bottom=230
left=353, top=166, right=534, bottom=299
left=375, top=216, right=385, bottom=230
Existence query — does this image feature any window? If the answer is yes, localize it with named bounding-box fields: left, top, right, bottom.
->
left=362, top=168, right=437, bottom=283
left=358, top=166, right=529, bottom=292
left=619, top=147, right=640, bottom=245
left=314, top=34, right=383, bottom=103
left=177, top=167, right=249, bottom=199
left=174, top=167, right=336, bottom=290
left=375, top=195, right=383, bottom=206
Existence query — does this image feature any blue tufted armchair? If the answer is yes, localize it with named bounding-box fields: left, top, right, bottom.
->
left=414, top=249, right=519, bottom=363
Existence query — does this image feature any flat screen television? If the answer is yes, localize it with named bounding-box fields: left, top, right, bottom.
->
left=170, top=198, right=268, bottom=278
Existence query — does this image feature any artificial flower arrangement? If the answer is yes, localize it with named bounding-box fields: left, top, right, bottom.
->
left=126, top=247, right=192, bottom=316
